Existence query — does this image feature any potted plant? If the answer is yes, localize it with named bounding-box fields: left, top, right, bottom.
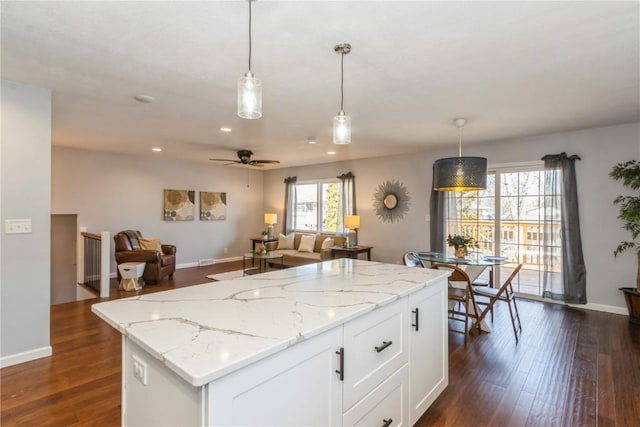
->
left=610, top=160, right=640, bottom=323
left=261, top=230, right=269, bottom=239
left=447, top=234, right=479, bottom=258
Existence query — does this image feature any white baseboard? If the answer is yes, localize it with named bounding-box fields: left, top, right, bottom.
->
left=214, top=256, right=243, bottom=264
left=177, top=262, right=198, bottom=269
left=517, top=293, right=628, bottom=316
left=577, top=302, right=628, bottom=316
left=0, top=346, right=52, bottom=368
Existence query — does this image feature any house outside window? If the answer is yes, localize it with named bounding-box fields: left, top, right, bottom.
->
left=293, top=180, right=342, bottom=234
left=446, top=163, right=562, bottom=296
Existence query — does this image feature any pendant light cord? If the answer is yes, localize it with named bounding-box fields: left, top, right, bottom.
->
left=248, top=0, right=252, bottom=72
left=340, top=50, right=344, bottom=111
left=458, top=126, right=462, bottom=157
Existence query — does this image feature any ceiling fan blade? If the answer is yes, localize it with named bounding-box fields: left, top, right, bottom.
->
left=209, top=158, right=238, bottom=162
left=253, top=160, right=280, bottom=164
left=249, top=162, right=264, bottom=168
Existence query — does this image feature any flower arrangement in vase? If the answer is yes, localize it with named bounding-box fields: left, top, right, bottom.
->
left=261, top=230, right=269, bottom=239
left=447, top=234, right=479, bottom=258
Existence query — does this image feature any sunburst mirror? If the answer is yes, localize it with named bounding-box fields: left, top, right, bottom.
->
left=373, top=180, right=411, bottom=223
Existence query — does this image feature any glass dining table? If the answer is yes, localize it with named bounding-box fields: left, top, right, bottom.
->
left=416, top=252, right=510, bottom=333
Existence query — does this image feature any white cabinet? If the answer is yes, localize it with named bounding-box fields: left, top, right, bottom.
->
left=408, top=282, right=448, bottom=423
left=206, top=326, right=343, bottom=426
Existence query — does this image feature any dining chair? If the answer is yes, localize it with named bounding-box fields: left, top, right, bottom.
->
left=472, top=264, right=523, bottom=342
left=430, top=263, right=478, bottom=344
left=403, top=251, right=424, bottom=267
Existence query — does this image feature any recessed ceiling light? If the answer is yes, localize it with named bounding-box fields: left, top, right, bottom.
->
left=327, top=151, right=336, bottom=155
left=307, top=137, right=317, bottom=145
left=152, top=147, right=162, bottom=152
left=134, top=94, right=155, bottom=103
left=220, top=127, right=232, bottom=132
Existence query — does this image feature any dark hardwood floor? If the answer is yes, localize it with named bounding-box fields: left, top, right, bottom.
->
left=1, top=262, right=639, bottom=426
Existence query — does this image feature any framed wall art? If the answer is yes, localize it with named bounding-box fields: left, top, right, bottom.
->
left=200, top=191, right=227, bottom=221
left=163, top=189, right=195, bottom=221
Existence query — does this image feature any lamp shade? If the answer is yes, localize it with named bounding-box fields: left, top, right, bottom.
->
left=264, top=213, right=277, bottom=225
left=433, top=157, right=487, bottom=191
left=344, top=215, right=360, bottom=229
left=238, top=71, right=262, bottom=119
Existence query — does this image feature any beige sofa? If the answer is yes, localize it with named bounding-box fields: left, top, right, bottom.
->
left=266, top=233, right=346, bottom=267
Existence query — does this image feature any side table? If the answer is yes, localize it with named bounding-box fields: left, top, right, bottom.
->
left=330, top=246, right=373, bottom=261
left=250, top=237, right=278, bottom=266
left=118, top=262, right=145, bottom=291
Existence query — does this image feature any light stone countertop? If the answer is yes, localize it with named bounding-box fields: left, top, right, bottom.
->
left=92, top=259, right=448, bottom=386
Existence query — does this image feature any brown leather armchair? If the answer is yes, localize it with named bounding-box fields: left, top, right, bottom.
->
left=114, top=230, right=176, bottom=284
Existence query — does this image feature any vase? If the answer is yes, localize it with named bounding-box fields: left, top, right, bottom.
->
left=455, top=247, right=466, bottom=258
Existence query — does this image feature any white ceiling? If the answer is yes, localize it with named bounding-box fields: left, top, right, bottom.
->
left=1, top=1, right=638, bottom=169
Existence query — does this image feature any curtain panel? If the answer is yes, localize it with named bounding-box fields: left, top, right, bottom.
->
left=337, top=172, right=356, bottom=232
left=283, top=176, right=297, bottom=234
left=542, top=153, right=586, bottom=304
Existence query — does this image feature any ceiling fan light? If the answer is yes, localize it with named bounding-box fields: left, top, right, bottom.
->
left=433, top=156, right=487, bottom=191
left=238, top=71, right=262, bottom=119
left=333, top=111, right=351, bottom=145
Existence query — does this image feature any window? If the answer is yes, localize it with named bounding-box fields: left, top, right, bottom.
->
left=293, top=180, right=342, bottom=233
left=446, top=164, right=562, bottom=296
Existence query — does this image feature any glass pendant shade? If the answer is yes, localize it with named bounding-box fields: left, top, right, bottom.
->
left=433, top=156, right=487, bottom=191
left=237, top=71, right=262, bottom=119
left=333, top=111, right=351, bottom=145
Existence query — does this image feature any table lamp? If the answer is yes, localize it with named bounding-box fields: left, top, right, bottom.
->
left=264, top=213, right=277, bottom=238
left=344, top=215, right=360, bottom=247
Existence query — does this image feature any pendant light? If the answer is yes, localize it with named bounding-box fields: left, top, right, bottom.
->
left=237, top=0, right=262, bottom=119
left=333, top=43, right=351, bottom=145
left=433, top=118, right=487, bottom=191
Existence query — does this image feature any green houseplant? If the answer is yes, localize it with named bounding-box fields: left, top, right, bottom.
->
left=610, top=160, right=640, bottom=323
left=447, top=234, right=479, bottom=258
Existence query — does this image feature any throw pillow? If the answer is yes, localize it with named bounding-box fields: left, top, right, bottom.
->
left=298, top=234, right=316, bottom=253
left=277, top=232, right=295, bottom=250
left=321, top=237, right=335, bottom=250
left=139, top=237, right=162, bottom=252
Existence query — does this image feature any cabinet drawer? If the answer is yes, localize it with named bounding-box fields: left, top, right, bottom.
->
left=343, top=298, right=408, bottom=409
left=343, top=363, right=409, bottom=427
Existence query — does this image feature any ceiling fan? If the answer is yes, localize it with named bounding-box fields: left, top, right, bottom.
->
left=209, top=150, right=280, bottom=168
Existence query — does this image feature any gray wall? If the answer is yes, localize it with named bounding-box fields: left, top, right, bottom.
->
left=52, top=147, right=266, bottom=273
left=1, top=80, right=52, bottom=363
left=264, top=122, right=640, bottom=311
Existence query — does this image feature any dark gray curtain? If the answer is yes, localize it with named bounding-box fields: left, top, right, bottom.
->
left=338, top=172, right=356, bottom=241
left=283, top=176, right=297, bottom=234
left=542, top=153, right=586, bottom=304
left=429, top=189, right=446, bottom=253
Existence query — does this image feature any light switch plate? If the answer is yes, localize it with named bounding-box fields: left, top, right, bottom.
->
left=132, top=354, right=148, bottom=385
left=5, top=219, right=32, bottom=234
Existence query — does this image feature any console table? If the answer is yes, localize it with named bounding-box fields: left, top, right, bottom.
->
left=242, top=252, right=284, bottom=275
left=331, top=245, right=373, bottom=261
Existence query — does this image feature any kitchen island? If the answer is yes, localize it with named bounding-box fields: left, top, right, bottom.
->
left=92, top=259, right=449, bottom=426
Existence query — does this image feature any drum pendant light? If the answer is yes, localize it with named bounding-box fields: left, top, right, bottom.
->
left=237, top=0, right=262, bottom=119
left=433, top=118, right=487, bottom=191
left=333, top=43, right=352, bottom=144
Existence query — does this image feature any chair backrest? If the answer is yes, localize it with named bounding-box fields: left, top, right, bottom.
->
left=114, top=230, right=142, bottom=252
left=495, top=264, right=523, bottom=296
left=430, top=263, right=472, bottom=286
left=403, top=251, right=423, bottom=267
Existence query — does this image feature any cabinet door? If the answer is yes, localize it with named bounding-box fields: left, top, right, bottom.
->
left=408, top=279, right=448, bottom=424
left=206, top=326, right=343, bottom=426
